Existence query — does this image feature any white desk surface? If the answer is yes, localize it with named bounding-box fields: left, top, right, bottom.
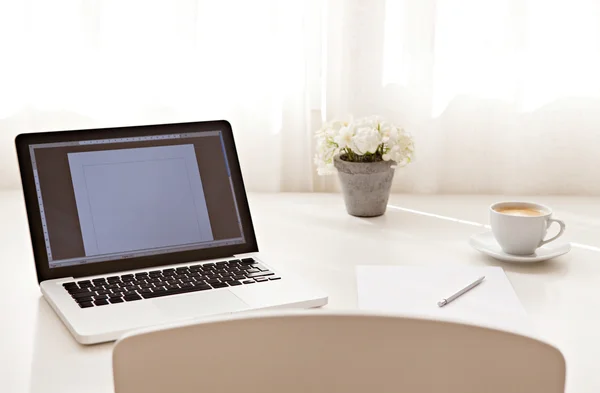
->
left=2, top=190, right=600, bottom=392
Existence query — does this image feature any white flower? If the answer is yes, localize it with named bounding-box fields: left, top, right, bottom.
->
left=334, top=126, right=354, bottom=148
left=314, top=115, right=414, bottom=175
left=352, top=127, right=381, bottom=154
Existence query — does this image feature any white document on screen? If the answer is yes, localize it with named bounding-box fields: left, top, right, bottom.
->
left=68, top=144, right=213, bottom=257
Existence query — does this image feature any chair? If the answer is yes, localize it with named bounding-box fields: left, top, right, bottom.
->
left=113, top=310, right=565, bottom=393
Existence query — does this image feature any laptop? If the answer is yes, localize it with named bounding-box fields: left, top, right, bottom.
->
left=15, top=120, right=328, bottom=344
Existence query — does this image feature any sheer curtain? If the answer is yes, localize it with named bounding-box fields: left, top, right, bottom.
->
left=1, top=0, right=600, bottom=194
left=0, top=0, right=320, bottom=192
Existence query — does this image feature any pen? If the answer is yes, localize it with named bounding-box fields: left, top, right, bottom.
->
left=437, top=276, right=485, bottom=307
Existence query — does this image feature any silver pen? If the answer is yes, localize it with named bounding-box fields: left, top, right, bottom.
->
left=437, top=276, right=485, bottom=307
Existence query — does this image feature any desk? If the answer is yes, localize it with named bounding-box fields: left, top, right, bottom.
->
left=2, top=190, right=600, bottom=392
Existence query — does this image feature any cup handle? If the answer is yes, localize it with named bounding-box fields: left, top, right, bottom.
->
left=539, top=218, right=566, bottom=247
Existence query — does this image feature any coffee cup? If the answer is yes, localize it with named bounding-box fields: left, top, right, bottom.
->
left=490, top=202, right=566, bottom=255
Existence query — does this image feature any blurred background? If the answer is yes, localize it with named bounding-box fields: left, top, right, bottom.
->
left=1, top=0, right=600, bottom=194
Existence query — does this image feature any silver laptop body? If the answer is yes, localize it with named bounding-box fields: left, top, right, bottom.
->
left=15, top=120, right=327, bottom=344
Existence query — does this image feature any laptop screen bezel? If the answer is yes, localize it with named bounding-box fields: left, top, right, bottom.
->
left=15, top=120, right=259, bottom=284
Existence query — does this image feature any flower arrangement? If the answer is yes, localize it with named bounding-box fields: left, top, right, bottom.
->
left=314, top=116, right=415, bottom=175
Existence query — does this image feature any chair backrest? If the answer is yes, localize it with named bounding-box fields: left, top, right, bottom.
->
left=113, top=311, right=565, bottom=393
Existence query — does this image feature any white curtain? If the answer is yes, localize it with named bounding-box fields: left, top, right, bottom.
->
left=2, top=0, right=600, bottom=194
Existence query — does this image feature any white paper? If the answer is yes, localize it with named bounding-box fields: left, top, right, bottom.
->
left=356, top=265, right=533, bottom=336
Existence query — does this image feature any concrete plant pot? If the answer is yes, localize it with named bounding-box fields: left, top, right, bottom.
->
left=333, top=155, right=396, bottom=217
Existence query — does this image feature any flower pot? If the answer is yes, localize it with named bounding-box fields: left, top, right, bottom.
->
left=333, top=155, right=396, bottom=217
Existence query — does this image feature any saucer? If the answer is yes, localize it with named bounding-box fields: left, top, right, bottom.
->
left=469, top=231, right=571, bottom=263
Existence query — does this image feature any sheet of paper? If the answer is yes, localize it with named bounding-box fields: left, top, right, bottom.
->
left=356, top=265, right=533, bottom=336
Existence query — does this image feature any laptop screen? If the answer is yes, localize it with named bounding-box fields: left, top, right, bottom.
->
left=28, top=130, right=245, bottom=269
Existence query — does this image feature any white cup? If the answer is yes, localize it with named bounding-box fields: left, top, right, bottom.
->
left=490, top=202, right=566, bottom=256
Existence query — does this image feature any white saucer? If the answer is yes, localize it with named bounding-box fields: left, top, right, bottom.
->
left=469, top=231, right=571, bottom=263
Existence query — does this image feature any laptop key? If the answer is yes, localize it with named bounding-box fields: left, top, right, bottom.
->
left=63, top=282, right=78, bottom=288
left=109, top=293, right=122, bottom=299
left=166, top=284, right=179, bottom=290
left=96, top=290, right=110, bottom=296
left=180, top=282, right=193, bottom=288
left=72, top=291, right=93, bottom=299
left=139, top=288, right=152, bottom=294
left=109, top=298, right=124, bottom=304
left=246, top=268, right=260, bottom=274
left=75, top=296, right=94, bottom=303
left=124, top=295, right=142, bottom=301
left=122, top=291, right=138, bottom=297
left=94, top=295, right=108, bottom=300
left=242, top=280, right=255, bottom=284
left=228, top=281, right=242, bottom=286
left=79, top=302, right=94, bottom=308
left=254, top=264, right=270, bottom=272
left=255, top=277, right=269, bottom=282
left=233, top=275, right=246, bottom=281
left=68, top=287, right=88, bottom=294
left=94, top=299, right=109, bottom=306
left=269, top=276, right=281, bottom=281
left=240, top=258, right=255, bottom=264
left=211, top=282, right=229, bottom=288
left=246, top=271, right=274, bottom=278
left=142, top=284, right=211, bottom=299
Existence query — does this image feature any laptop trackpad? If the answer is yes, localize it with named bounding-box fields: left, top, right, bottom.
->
left=152, top=290, right=250, bottom=319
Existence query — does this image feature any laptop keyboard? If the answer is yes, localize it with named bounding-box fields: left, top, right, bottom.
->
left=62, top=258, right=280, bottom=308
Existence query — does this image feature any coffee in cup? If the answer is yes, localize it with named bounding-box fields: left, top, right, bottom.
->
left=490, top=202, right=566, bottom=255
left=493, top=206, right=545, bottom=217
